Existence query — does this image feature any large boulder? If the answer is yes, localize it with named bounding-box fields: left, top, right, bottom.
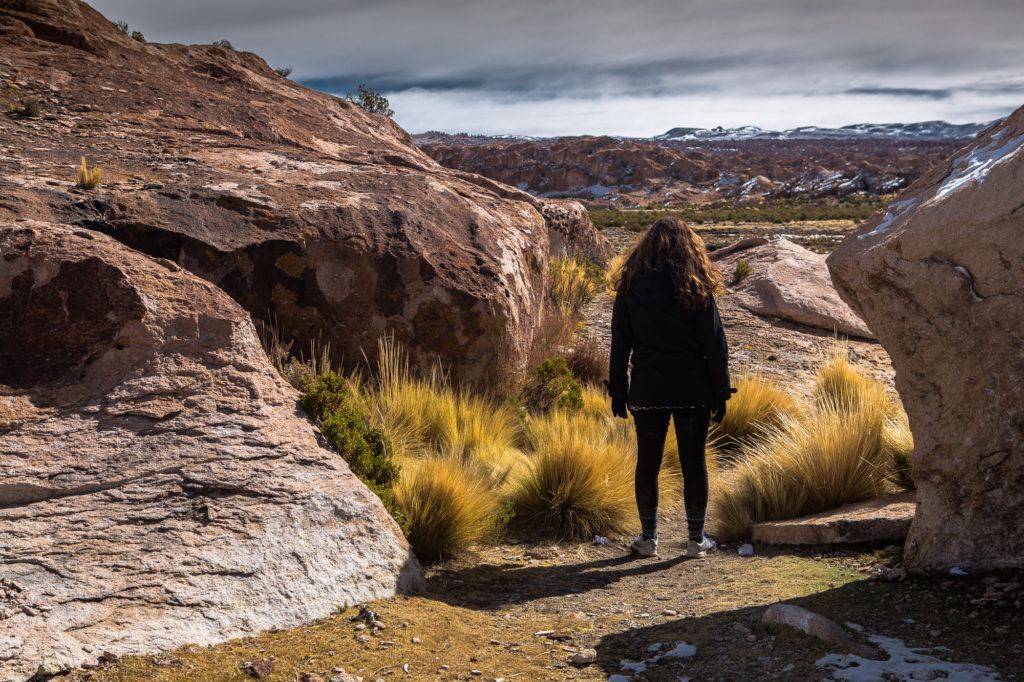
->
left=540, top=199, right=613, bottom=264
left=0, top=0, right=615, bottom=384
left=714, top=238, right=875, bottom=339
left=0, top=222, right=421, bottom=682
left=828, top=107, right=1024, bottom=571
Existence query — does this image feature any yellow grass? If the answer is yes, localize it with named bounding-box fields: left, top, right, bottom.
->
left=710, top=357, right=899, bottom=541
left=75, top=156, right=103, bottom=189
left=394, top=457, right=499, bottom=562
left=548, top=256, right=602, bottom=311
left=605, top=252, right=626, bottom=293
left=711, top=374, right=802, bottom=454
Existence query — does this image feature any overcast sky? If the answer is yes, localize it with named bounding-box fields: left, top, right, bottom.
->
left=91, top=0, right=1024, bottom=136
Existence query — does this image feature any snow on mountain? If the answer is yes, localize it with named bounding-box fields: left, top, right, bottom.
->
left=655, top=120, right=994, bottom=142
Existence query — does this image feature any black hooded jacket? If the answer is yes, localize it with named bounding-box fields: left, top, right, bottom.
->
left=608, top=269, right=730, bottom=408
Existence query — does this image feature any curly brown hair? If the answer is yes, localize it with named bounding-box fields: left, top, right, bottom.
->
left=615, top=216, right=722, bottom=306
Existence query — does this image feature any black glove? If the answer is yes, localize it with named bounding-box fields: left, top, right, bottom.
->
left=712, top=387, right=736, bottom=425
left=611, top=397, right=629, bottom=419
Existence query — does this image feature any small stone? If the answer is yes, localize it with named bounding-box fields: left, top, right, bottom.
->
left=371, top=620, right=386, bottom=630
left=300, top=674, right=325, bottom=682
left=243, top=660, right=274, bottom=680
left=470, top=670, right=482, bottom=677
left=489, top=639, right=501, bottom=645
left=662, top=609, right=677, bottom=617
left=329, top=671, right=363, bottom=682
left=411, top=636, right=421, bottom=644
left=569, top=648, right=597, bottom=665
left=356, top=634, right=370, bottom=643
left=21, top=605, right=39, bottom=617
left=354, top=623, right=366, bottom=631
left=98, top=651, right=120, bottom=664
left=738, top=544, right=755, bottom=557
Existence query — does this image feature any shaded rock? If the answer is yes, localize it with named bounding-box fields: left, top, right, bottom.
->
left=715, top=238, right=875, bottom=338
left=0, top=0, right=609, bottom=384
left=762, top=604, right=876, bottom=657
left=753, top=493, right=916, bottom=546
left=0, top=222, right=420, bottom=682
left=541, top=199, right=613, bottom=264
left=828, top=106, right=1024, bottom=571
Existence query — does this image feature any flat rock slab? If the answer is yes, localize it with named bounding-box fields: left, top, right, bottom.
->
left=752, top=493, right=916, bottom=546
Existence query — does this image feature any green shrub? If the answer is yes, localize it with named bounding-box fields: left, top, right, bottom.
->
left=274, top=66, right=293, bottom=78
left=115, top=20, right=129, bottom=34
left=346, top=84, right=394, bottom=118
left=130, top=30, right=146, bottom=42
left=301, top=372, right=404, bottom=526
left=732, top=258, right=752, bottom=285
left=521, top=358, right=583, bottom=414
left=213, top=39, right=234, bottom=50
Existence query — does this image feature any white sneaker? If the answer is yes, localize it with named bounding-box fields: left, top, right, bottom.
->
left=686, top=535, right=717, bottom=558
left=630, top=535, right=658, bottom=557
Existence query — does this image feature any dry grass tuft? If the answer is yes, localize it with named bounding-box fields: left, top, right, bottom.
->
left=394, top=457, right=499, bottom=562
left=548, top=256, right=603, bottom=311
left=711, top=374, right=802, bottom=455
left=75, top=156, right=103, bottom=189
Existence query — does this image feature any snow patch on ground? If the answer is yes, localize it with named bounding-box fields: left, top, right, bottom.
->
left=617, top=641, right=697, bottom=679
left=818, top=634, right=1001, bottom=681
left=932, top=129, right=1024, bottom=202
left=859, top=198, right=918, bottom=239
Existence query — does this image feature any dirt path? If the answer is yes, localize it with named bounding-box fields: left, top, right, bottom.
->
left=86, top=537, right=1022, bottom=681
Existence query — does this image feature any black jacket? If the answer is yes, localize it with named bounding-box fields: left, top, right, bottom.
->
left=608, top=270, right=730, bottom=408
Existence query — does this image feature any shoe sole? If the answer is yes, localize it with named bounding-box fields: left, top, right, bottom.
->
left=630, top=546, right=658, bottom=557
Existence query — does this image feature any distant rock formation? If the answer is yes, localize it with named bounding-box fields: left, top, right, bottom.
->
left=714, top=238, right=875, bottom=339
left=0, top=222, right=421, bottom=682
left=416, top=134, right=968, bottom=206
left=0, top=0, right=607, bottom=383
left=828, top=104, right=1024, bottom=571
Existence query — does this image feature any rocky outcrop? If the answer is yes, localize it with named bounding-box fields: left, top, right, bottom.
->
left=0, top=222, right=421, bottom=682
left=714, top=238, right=875, bottom=339
left=752, top=493, right=915, bottom=546
left=540, top=199, right=613, bottom=264
left=828, top=108, right=1024, bottom=571
left=417, top=134, right=959, bottom=206
left=0, top=0, right=616, bottom=383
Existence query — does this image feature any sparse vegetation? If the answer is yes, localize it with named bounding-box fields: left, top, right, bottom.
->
left=274, top=66, right=294, bottom=78
left=589, top=198, right=886, bottom=232
left=130, top=30, right=146, bottom=43
left=212, top=39, right=235, bottom=50
left=75, top=156, right=103, bottom=189
left=710, top=374, right=802, bottom=455
left=346, top=84, right=394, bottom=118
left=732, top=258, right=752, bottom=285
left=8, top=97, right=40, bottom=118
left=548, top=256, right=603, bottom=312
left=114, top=20, right=129, bottom=34
left=521, top=357, right=584, bottom=415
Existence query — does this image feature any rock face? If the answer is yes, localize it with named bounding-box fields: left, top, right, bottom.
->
left=0, top=222, right=421, bottom=682
left=714, top=238, right=875, bottom=339
left=828, top=108, right=1024, bottom=571
left=540, top=199, right=613, bottom=264
left=0, top=0, right=612, bottom=383
left=752, top=493, right=915, bottom=546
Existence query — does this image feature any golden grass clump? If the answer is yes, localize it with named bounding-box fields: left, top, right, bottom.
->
left=605, top=252, right=626, bottom=294
left=511, top=410, right=636, bottom=539
left=548, top=256, right=603, bottom=312
left=710, top=395, right=894, bottom=541
left=75, top=156, right=103, bottom=189
left=883, top=411, right=915, bottom=490
left=813, top=345, right=891, bottom=414
left=710, top=374, right=801, bottom=454
left=394, top=457, right=499, bottom=562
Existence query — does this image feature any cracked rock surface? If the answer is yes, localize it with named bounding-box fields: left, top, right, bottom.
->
left=0, top=222, right=421, bottom=682
left=828, top=105, right=1024, bottom=572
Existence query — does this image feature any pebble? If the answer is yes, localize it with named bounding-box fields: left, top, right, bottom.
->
left=569, top=648, right=597, bottom=665
left=410, top=637, right=421, bottom=644
left=662, top=609, right=677, bottom=616
left=738, top=544, right=755, bottom=557
left=470, top=670, right=482, bottom=676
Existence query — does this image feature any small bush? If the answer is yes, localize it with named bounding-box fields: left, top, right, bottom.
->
left=711, top=375, right=801, bottom=455
left=346, top=84, right=394, bottom=118
left=274, top=66, right=293, bottom=78
left=114, top=20, right=129, bottom=34
left=75, top=156, right=103, bottom=190
left=521, top=357, right=583, bottom=414
left=732, top=259, right=752, bottom=285
left=884, top=412, right=915, bottom=490
left=130, top=30, right=146, bottom=42
left=564, top=336, right=607, bottom=385
left=213, top=39, right=234, bottom=50
left=300, top=371, right=403, bottom=525
left=8, top=97, right=40, bottom=118
left=395, top=457, right=498, bottom=562
left=605, top=252, right=626, bottom=294
left=813, top=345, right=893, bottom=415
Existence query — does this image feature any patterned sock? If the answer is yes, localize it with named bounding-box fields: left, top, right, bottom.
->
left=686, top=507, right=707, bottom=542
left=639, top=508, right=658, bottom=540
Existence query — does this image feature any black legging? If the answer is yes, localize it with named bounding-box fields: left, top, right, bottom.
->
left=632, top=407, right=711, bottom=541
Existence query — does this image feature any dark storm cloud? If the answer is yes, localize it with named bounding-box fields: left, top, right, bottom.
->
left=88, top=0, right=1024, bottom=134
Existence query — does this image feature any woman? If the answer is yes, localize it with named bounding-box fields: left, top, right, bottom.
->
left=608, top=216, right=731, bottom=558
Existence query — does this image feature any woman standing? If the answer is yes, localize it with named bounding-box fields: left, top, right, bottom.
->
left=608, top=217, right=731, bottom=558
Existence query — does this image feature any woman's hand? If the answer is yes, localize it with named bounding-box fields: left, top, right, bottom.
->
left=611, top=397, right=628, bottom=419
left=712, top=400, right=727, bottom=424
